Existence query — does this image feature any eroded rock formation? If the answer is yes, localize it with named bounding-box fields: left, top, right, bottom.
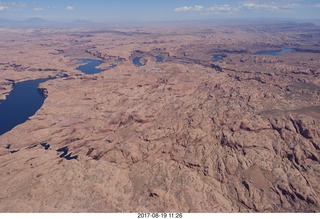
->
left=0, top=23, right=319, bottom=212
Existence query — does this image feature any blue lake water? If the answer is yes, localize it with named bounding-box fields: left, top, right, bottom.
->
left=254, top=48, right=295, bottom=57
left=0, top=78, right=48, bottom=135
left=212, top=55, right=224, bottom=62
left=109, top=64, right=117, bottom=69
left=0, top=58, right=110, bottom=136
left=155, top=56, right=163, bottom=63
left=76, top=59, right=104, bottom=74
left=132, top=57, right=144, bottom=67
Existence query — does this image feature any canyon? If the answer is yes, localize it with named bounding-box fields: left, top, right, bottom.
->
left=0, top=22, right=319, bottom=212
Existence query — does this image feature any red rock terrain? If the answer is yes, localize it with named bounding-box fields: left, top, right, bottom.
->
left=0, top=23, right=319, bottom=212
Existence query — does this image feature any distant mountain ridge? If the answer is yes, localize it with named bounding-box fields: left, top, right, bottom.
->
left=25, top=17, right=48, bottom=24
left=0, top=17, right=319, bottom=28
left=0, top=17, right=51, bottom=27
left=0, top=17, right=96, bottom=27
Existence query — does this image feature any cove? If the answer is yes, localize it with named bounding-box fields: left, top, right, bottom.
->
left=155, top=56, right=163, bottom=63
left=254, top=48, right=295, bottom=57
left=0, top=78, right=49, bottom=135
left=212, top=55, right=225, bottom=62
left=132, top=57, right=144, bottom=67
left=76, top=58, right=104, bottom=74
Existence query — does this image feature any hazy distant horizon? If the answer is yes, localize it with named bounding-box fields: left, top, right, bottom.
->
left=1, top=17, right=320, bottom=29
left=0, top=0, right=319, bottom=23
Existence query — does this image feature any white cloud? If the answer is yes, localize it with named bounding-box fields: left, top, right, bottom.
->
left=11, top=2, right=26, bottom=8
left=241, top=1, right=301, bottom=11
left=0, top=5, right=9, bottom=11
left=33, top=7, right=44, bottom=11
left=315, top=3, right=320, bottom=8
left=242, top=3, right=279, bottom=10
left=174, top=5, right=204, bottom=12
left=174, top=3, right=280, bottom=13
left=281, top=3, right=300, bottom=9
left=0, top=2, right=26, bottom=11
left=174, top=1, right=302, bottom=14
left=66, top=6, right=74, bottom=11
left=207, top=4, right=234, bottom=13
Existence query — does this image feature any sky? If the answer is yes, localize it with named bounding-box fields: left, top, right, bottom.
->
left=0, top=0, right=319, bottom=23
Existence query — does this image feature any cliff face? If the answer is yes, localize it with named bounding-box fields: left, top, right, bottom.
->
left=0, top=24, right=319, bottom=212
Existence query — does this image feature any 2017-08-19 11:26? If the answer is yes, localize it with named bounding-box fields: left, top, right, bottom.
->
left=137, top=213, right=183, bottom=218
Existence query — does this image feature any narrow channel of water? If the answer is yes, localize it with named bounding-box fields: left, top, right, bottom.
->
left=212, top=55, right=224, bottom=62
left=254, top=48, right=295, bottom=57
left=155, top=56, right=163, bottom=63
left=76, top=58, right=104, bottom=74
left=0, top=58, right=115, bottom=136
left=132, top=57, right=144, bottom=67
left=0, top=78, right=49, bottom=135
left=76, top=58, right=117, bottom=74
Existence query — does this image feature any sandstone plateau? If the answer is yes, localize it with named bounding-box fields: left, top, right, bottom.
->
left=0, top=23, right=319, bottom=212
